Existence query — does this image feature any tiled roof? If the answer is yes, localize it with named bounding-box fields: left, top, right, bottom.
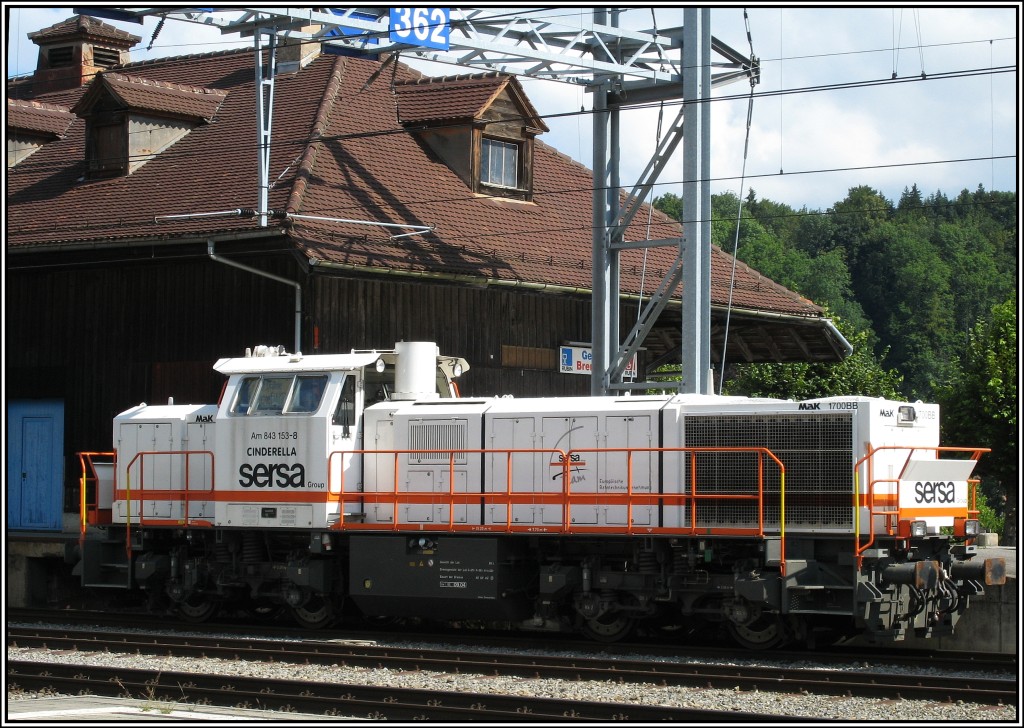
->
left=7, top=99, right=74, bottom=137
left=28, top=14, right=141, bottom=46
left=7, top=45, right=824, bottom=327
left=71, top=72, right=227, bottom=121
left=394, top=71, right=547, bottom=131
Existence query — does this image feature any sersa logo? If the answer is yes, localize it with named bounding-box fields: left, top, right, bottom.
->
left=914, top=481, right=956, bottom=504
left=238, top=462, right=305, bottom=488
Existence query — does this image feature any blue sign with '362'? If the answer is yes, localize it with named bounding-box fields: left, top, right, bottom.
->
left=390, top=8, right=450, bottom=50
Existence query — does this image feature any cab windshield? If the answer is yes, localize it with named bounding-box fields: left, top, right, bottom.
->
left=231, top=374, right=329, bottom=415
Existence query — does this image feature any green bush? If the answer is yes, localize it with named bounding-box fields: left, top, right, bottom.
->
left=973, top=486, right=1005, bottom=538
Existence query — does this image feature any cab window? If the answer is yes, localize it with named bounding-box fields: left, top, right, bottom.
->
left=333, top=375, right=356, bottom=427
left=252, top=377, right=291, bottom=414
left=286, top=375, right=328, bottom=413
left=232, top=377, right=259, bottom=414
left=230, top=374, right=329, bottom=416
left=364, top=365, right=394, bottom=406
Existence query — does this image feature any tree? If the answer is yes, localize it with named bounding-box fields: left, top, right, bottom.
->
left=792, top=208, right=838, bottom=255
left=829, top=185, right=893, bottom=271
left=743, top=189, right=800, bottom=242
left=851, top=218, right=955, bottom=399
left=936, top=296, right=1018, bottom=545
left=723, top=314, right=903, bottom=400
left=800, top=248, right=871, bottom=337
left=652, top=192, right=683, bottom=222
left=897, top=183, right=924, bottom=213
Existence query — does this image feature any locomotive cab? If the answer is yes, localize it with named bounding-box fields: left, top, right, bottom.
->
left=211, top=341, right=467, bottom=531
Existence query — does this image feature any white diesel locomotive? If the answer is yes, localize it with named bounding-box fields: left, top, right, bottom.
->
left=77, top=342, right=1004, bottom=647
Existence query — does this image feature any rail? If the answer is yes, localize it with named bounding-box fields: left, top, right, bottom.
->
left=853, top=445, right=988, bottom=566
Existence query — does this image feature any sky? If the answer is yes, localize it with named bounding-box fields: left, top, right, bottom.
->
left=5, top=5, right=1019, bottom=212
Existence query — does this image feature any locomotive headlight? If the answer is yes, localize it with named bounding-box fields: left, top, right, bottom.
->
left=453, top=362, right=464, bottom=378
left=964, top=519, right=980, bottom=536
left=910, top=520, right=927, bottom=537
left=897, top=405, right=917, bottom=426
left=375, top=357, right=386, bottom=373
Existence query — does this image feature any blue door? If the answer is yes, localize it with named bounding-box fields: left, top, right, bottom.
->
left=7, top=401, right=65, bottom=531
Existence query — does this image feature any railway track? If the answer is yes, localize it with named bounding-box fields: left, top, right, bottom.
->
left=7, top=660, right=817, bottom=722
left=8, top=625, right=1016, bottom=706
left=9, top=607, right=1016, bottom=674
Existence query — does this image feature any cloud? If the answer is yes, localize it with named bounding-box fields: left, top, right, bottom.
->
left=7, top=6, right=1016, bottom=210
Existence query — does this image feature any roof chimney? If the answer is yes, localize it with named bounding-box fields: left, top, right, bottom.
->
left=277, top=24, right=322, bottom=74
left=28, top=15, right=141, bottom=94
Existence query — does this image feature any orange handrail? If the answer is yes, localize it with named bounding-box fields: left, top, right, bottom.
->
left=121, top=450, right=215, bottom=555
left=853, top=445, right=988, bottom=565
left=328, top=448, right=570, bottom=533
left=566, top=447, right=786, bottom=573
left=77, top=451, right=116, bottom=543
left=327, top=446, right=786, bottom=564
left=86, top=444, right=787, bottom=564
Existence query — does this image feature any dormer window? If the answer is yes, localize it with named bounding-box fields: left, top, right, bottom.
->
left=481, top=137, right=520, bottom=190
left=90, top=118, right=127, bottom=175
left=394, top=72, right=548, bottom=202
left=71, top=72, right=226, bottom=178
left=7, top=99, right=74, bottom=168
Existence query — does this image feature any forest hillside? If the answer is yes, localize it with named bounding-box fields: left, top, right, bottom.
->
left=654, top=184, right=1018, bottom=543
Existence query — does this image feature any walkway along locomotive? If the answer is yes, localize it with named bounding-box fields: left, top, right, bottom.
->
left=75, top=342, right=1005, bottom=648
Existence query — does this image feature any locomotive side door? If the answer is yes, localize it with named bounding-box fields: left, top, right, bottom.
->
left=330, top=372, right=365, bottom=521
left=542, top=416, right=599, bottom=526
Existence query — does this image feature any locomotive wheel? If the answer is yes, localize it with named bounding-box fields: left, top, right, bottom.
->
left=176, top=595, right=219, bottom=623
left=581, top=611, right=635, bottom=642
left=726, top=613, right=787, bottom=650
left=290, top=596, right=336, bottom=629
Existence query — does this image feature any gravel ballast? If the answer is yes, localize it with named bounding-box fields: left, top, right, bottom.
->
left=7, top=627, right=1017, bottom=722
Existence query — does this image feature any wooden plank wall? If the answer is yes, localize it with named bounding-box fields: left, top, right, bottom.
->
left=311, top=274, right=594, bottom=398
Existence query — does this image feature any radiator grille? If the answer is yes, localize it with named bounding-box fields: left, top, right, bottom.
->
left=683, top=413, right=854, bottom=529
left=408, top=421, right=468, bottom=465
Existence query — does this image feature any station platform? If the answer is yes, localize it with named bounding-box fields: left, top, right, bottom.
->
left=6, top=695, right=338, bottom=722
